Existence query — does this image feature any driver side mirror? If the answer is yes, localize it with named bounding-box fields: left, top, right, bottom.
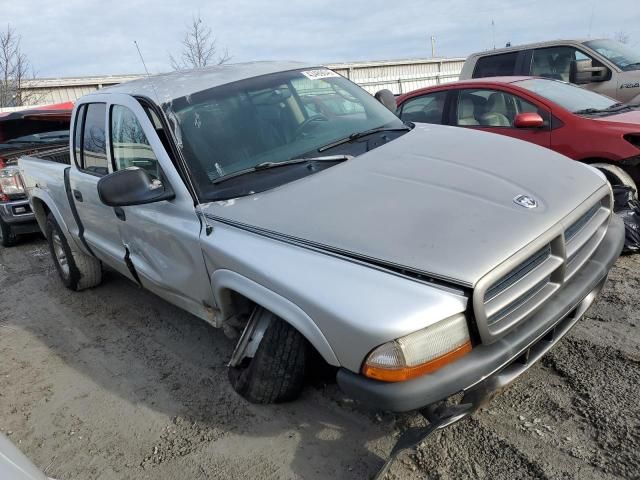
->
left=98, top=168, right=174, bottom=207
left=514, top=112, right=545, bottom=128
left=570, top=59, right=609, bottom=84
left=374, top=89, right=398, bottom=113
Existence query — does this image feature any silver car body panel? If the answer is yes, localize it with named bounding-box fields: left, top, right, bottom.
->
left=200, top=123, right=607, bottom=287
left=204, top=222, right=468, bottom=370
left=17, top=158, right=85, bottom=252
left=17, top=63, right=616, bottom=381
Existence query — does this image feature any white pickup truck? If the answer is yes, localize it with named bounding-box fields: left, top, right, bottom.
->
left=18, top=62, right=623, bottom=471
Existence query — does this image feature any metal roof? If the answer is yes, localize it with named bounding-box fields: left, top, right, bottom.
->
left=95, top=61, right=315, bottom=104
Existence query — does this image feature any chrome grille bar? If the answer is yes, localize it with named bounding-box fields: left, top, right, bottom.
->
left=473, top=186, right=612, bottom=344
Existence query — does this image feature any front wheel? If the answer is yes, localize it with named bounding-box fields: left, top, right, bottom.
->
left=228, top=311, right=308, bottom=404
left=0, top=218, right=18, bottom=247
left=45, top=213, right=102, bottom=291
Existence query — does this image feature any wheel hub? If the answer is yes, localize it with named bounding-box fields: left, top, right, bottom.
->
left=52, top=232, right=70, bottom=277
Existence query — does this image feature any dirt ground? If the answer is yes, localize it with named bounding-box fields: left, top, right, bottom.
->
left=0, top=235, right=638, bottom=480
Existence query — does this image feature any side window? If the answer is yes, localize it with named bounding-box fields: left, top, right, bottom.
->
left=81, top=103, right=108, bottom=176
left=473, top=52, right=518, bottom=77
left=110, top=105, right=160, bottom=179
left=73, top=104, right=86, bottom=167
left=531, top=46, right=590, bottom=82
left=399, top=91, right=447, bottom=124
left=455, top=89, right=547, bottom=128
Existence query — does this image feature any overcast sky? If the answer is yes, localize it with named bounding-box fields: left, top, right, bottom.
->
left=2, top=0, right=640, bottom=78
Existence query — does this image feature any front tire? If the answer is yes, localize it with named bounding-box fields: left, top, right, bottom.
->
left=0, top=218, right=18, bottom=247
left=228, top=312, right=308, bottom=404
left=45, top=213, right=102, bottom=291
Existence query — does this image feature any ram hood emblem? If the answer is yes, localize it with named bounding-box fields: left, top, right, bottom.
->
left=513, top=194, right=538, bottom=209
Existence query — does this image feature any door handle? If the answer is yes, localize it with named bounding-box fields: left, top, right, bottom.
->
left=72, top=189, right=83, bottom=202
left=114, top=207, right=126, bottom=221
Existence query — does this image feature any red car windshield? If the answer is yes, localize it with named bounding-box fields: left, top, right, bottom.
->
left=515, top=78, right=619, bottom=113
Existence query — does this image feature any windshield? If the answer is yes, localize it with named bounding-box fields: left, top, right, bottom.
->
left=515, top=78, right=618, bottom=113
left=584, top=39, right=640, bottom=71
left=163, top=68, right=404, bottom=198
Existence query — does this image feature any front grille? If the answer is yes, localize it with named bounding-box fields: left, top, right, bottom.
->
left=484, top=245, right=551, bottom=302
left=565, top=204, right=599, bottom=242
left=474, top=189, right=611, bottom=343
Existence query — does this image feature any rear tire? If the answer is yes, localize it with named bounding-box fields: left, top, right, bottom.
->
left=591, top=163, right=638, bottom=199
left=45, top=213, right=102, bottom=291
left=0, top=218, right=18, bottom=247
left=228, top=312, right=308, bottom=404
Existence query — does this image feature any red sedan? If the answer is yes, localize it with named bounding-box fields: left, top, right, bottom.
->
left=395, top=77, right=640, bottom=191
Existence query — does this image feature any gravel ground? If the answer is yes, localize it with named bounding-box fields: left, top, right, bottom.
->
left=0, top=235, right=639, bottom=480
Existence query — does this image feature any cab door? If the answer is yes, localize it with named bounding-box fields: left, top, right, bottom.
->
left=103, top=94, right=214, bottom=321
left=68, top=100, right=134, bottom=280
left=451, top=88, right=551, bottom=149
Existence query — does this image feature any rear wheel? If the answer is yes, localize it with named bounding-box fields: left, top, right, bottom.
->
left=45, top=213, right=102, bottom=291
left=0, top=218, right=18, bottom=247
left=228, top=310, right=308, bottom=404
left=591, top=163, right=638, bottom=199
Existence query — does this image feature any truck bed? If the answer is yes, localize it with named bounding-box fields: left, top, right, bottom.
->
left=18, top=154, right=80, bottom=250
left=35, top=146, right=70, bottom=165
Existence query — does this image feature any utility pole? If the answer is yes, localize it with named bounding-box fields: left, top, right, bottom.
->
left=491, top=19, right=496, bottom=49
left=431, top=36, right=436, bottom=58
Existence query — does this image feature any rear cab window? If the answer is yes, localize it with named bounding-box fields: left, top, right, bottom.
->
left=473, top=52, right=519, bottom=77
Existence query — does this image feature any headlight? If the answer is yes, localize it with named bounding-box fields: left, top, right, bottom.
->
left=0, top=167, right=26, bottom=196
left=362, top=314, right=472, bottom=382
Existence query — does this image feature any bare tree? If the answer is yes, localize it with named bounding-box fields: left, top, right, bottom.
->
left=613, top=31, right=630, bottom=44
left=170, top=15, right=230, bottom=70
left=0, top=24, right=40, bottom=107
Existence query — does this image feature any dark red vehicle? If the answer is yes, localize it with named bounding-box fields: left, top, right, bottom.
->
left=395, top=77, right=640, bottom=191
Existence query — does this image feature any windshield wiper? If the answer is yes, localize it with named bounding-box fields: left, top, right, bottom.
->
left=318, top=124, right=412, bottom=152
left=211, top=155, right=352, bottom=185
left=575, top=103, right=639, bottom=115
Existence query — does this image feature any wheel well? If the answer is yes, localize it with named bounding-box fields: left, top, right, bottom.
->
left=31, top=198, right=50, bottom=237
left=581, top=158, right=640, bottom=187
left=580, top=157, right=610, bottom=164
left=219, top=288, right=331, bottom=369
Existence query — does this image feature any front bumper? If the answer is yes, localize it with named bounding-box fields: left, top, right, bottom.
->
left=337, top=215, right=624, bottom=412
left=0, top=199, right=39, bottom=234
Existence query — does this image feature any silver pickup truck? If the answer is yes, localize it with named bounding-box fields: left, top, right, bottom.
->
left=18, top=62, right=623, bottom=454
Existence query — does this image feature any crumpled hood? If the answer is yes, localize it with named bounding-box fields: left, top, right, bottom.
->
left=201, top=124, right=607, bottom=286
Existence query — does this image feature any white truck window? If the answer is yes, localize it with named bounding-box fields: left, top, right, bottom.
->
left=110, top=105, right=160, bottom=179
